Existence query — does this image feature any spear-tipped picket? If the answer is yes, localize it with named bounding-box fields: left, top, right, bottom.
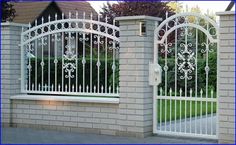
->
left=25, top=83, right=28, bottom=91
left=94, top=86, right=96, bottom=93
left=76, top=11, right=78, bottom=19
left=38, top=84, right=41, bottom=91
left=69, top=11, right=71, bottom=19
left=45, top=84, right=47, bottom=91
left=211, top=89, right=214, bottom=98
left=190, top=88, right=193, bottom=97
left=55, top=13, right=58, bottom=20
left=35, top=19, right=37, bottom=26
left=160, top=87, right=163, bottom=96
left=169, top=88, right=172, bottom=96
left=41, top=17, right=44, bottom=24
left=200, top=89, right=203, bottom=98
left=62, top=13, right=64, bottom=19
left=72, top=84, right=75, bottom=92
left=101, top=85, right=104, bottom=93
left=180, top=88, right=182, bottom=96
left=166, top=11, right=168, bottom=19
left=79, top=85, right=82, bottom=92
left=32, top=84, right=34, bottom=91
left=83, top=12, right=85, bottom=19
left=86, top=85, right=89, bottom=93
left=90, top=13, right=93, bottom=20
left=28, top=22, right=31, bottom=29
left=109, top=86, right=111, bottom=93
left=52, top=84, right=54, bottom=91
left=65, top=84, right=68, bottom=92
left=58, top=84, right=61, bottom=92
left=48, top=15, right=51, bottom=22
left=105, top=15, right=108, bottom=23
left=116, top=86, right=119, bottom=94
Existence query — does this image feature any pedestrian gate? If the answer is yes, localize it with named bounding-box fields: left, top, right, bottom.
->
left=152, top=12, right=218, bottom=139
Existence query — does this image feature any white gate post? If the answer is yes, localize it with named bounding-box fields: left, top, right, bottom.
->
left=1, top=22, right=28, bottom=126
left=116, top=16, right=162, bottom=137
left=216, top=11, right=235, bottom=144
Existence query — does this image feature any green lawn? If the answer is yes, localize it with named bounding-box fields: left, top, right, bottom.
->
left=157, top=100, right=217, bottom=123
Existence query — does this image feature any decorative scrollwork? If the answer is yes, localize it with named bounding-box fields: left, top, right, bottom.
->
left=177, top=43, right=195, bottom=80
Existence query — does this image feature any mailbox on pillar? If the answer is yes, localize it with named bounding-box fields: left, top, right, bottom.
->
left=149, top=62, right=162, bottom=86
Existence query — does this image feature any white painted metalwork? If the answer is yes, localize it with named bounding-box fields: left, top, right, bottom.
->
left=153, top=12, right=218, bottom=139
left=20, top=12, right=120, bottom=97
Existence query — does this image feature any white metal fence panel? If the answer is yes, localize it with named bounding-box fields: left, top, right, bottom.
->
left=20, top=12, right=120, bottom=97
left=153, top=12, right=218, bottom=139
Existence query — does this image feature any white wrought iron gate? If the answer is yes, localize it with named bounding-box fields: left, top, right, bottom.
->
left=153, top=12, right=218, bottom=139
left=20, top=12, right=120, bottom=97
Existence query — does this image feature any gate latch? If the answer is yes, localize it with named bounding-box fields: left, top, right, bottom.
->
left=149, top=62, right=162, bottom=86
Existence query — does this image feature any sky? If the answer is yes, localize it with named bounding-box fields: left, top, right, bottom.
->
left=88, top=1, right=235, bottom=14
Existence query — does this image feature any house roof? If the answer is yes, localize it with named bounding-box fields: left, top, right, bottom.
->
left=12, top=1, right=98, bottom=24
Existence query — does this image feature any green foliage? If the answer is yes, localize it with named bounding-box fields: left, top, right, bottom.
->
left=158, top=50, right=217, bottom=96
left=1, top=2, right=15, bottom=22
left=29, top=57, right=119, bottom=90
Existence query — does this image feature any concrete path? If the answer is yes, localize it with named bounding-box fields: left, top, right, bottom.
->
left=158, top=115, right=216, bottom=135
left=2, top=127, right=217, bottom=144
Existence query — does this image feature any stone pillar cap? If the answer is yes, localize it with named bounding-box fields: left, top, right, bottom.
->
left=115, top=15, right=162, bottom=21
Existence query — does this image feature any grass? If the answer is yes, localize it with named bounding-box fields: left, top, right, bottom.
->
left=157, top=100, right=217, bottom=123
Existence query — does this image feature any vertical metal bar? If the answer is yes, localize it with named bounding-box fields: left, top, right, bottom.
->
left=48, top=15, right=51, bottom=89
left=105, top=16, right=108, bottom=93
left=195, top=26, right=198, bottom=134
left=48, top=34, right=50, bottom=89
left=68, top=31, right=71, bottom=92
left=169, top=88, right=172, bottom=131
left=211, top=89, right=213, bottom=135
left=190, top=89, right=192, bottom=133
left=205, top=23, right=209, bottom=135
left=83, top=13, right=86, bottom=92
left=76, top=32, right=78, bottom=92
left=184, top=26, right=188, bottom=133
left=90, top=13, right=93, bottom=93
left=41, top=37, right=44, bottom=90
left=200, top=89, right=203, bottom=134
left=54, top=34, right=57, bottom=91
left=164, top=12, right=168, bottom=131
left=174, top=18, right=178, bottom=133
left=28, top=42, right=31, bottom=91
left=62, top=32, right=64, bottom=92
left=160, top=88, right=163, bottom=131
left=35, top=39, right=37, bottom=90
left=112, top=19, right=116, bottom=93
left=180, top=88, right=182, bottom=132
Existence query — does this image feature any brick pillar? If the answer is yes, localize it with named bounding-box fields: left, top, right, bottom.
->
left=116, top=16, right=161, bottom=137
left=216, top=11, right=235, bottom=144
left=1, top=23, right=27, bottom=126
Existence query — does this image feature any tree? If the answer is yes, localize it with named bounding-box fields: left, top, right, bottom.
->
left=100, top=1, right=175, bottom=24
left=167, top=1, right=183, bottom=13
left=1, top=1, right=15, bottom=22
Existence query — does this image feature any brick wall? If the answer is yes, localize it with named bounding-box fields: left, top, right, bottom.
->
left=1, top=23, right=25, bottom=124
left=11, top=99, right=119, bottom=135
left=217, top=11, right=235, bottom=144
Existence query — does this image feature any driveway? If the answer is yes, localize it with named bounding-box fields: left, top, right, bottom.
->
left=2, top=127, right=217, bottom=144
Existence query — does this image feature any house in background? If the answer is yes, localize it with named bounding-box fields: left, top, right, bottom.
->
left=11, top=1, right=98, bottom=57
left=12, top=1, right=98, bottom=25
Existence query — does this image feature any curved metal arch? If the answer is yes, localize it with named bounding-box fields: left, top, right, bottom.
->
left=156, top=23, right=218, bottom=44
left=154, top=12, right=218, bottom=35
left=22, top=19, right=120, bottom=35
left=22, top=28, right=120, bottom=46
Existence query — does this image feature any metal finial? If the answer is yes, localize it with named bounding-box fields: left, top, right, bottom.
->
left=76, top=11, right=78, bottom=18
left=69, top=11, right=71, bottom=19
